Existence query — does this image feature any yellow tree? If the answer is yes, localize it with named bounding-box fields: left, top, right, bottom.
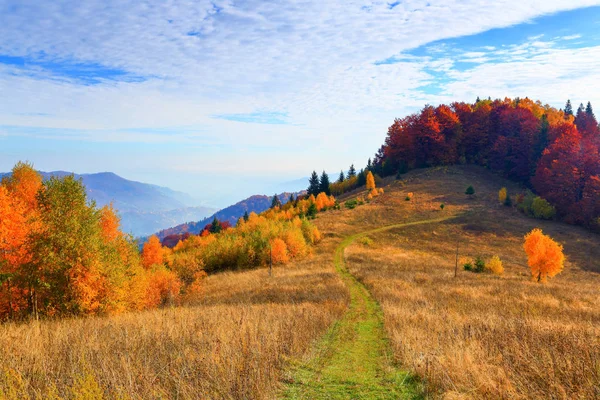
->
left=366, top=171, right=376, bottom=190
left=523, top=229, right=565, bottom=282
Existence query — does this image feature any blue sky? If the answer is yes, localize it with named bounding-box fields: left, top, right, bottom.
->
left=1, top=1, right=600, bottom=207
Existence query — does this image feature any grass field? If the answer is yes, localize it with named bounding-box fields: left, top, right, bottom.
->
left=332, top=166, right=600, bottom=399
left=0, top=241, right=347, bottom=399
left=1, top=165, right=599, bottom=399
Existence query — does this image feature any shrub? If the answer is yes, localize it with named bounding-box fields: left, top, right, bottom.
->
left=405, top=192, right=413, bottom=201
left=463, top=262, right=473, bottom=271
left=359, top=237, right=373, bottom=246
left=345, top=199, right=358, bottom=209
left=465, top=186, right=475, bottom=196
left=531, top=196, right=556, bottom=220
left=498, top=187, right=507, bottom=204
left=440, top=203, right=445, bottom=210
left=487, top=255, right=504, bottom=275
left=474, top=256, right=486, bottom=273
left=504, top=194, right=512, bottom=207
left=306, top=202, right=318, bottom=219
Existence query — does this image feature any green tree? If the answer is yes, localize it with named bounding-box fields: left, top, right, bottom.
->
left=29, top=175, right=105, bottom=315
left=271, top=194, right=282, bottom=209
left=348, top=164, right=356, bottom=178
left=243, top=211, right=249, bottom=222
left=319, top=171, right=331, bottom=195
left=366, top=158, right=372, bottom=171
left=586, top=101, right=595, bottom=119
left=465, top=185, right=475, bottom=196
left=564, top=99, right=573, bottom=117
left=338, top=170, right=345, bottom=183
left=308, top=171, right=320, bottom=196
left=210, top=217, right=222, bottom=234
left=357, top=169, right=366, bottom=186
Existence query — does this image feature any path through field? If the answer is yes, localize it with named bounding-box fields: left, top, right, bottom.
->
left=281, top=216, right=455, bottom=399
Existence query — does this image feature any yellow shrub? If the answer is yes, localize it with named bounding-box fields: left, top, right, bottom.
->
left=498, top=187, right=507, bottom=204
left=487, top=255, right=504, bottom=275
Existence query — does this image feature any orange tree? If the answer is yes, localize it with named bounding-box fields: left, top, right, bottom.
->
left=523, top=228, right=565, bottom=282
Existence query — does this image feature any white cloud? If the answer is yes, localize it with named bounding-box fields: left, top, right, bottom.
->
left=1, top=0, right=600, bottom=202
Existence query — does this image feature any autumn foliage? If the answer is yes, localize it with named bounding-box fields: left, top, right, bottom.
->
left=0, top=162, right=328, bottom=320
left=374, top=97, right=600, bottom=228
left=523, top=228, right=565, bottom=282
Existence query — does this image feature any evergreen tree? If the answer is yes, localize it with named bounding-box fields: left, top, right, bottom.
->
left=243, top=210, right=249, bottom=222
left=271, top=194, right=281, bottom=209
left=289, top=193, right=295, bottom=204
left=319, top=171, right=331, bottom=195
left=338, top=170, right=345, bottom=183
left=357, top=169, right=366, bottom=186
left=366, top=158, right=372, bottom=171
left=564, top=99, right=573, bottom=117
left=210, top=217, right=222, bottom=234
left=577, top=103, right=585, bottom=117
left=586, top=101, right=595, bottom=119
left=307, top=171, right=320, bottom=196
left=348, top=164, right=356, bottom=178
left=475, top=96, right=481, bottom=103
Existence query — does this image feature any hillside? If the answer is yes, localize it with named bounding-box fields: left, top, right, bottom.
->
left=2, top=165, right=599, bottom=399
left=155, top=191, right=299, bottom=240
left=0, top=170, right=216, bottom=236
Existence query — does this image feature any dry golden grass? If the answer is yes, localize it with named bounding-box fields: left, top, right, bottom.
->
left=323, top=165, right=600, bottom=399
left=0, top=237, right=347, bottom=399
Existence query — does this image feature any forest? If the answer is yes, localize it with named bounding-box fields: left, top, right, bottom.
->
left=0, top=164, right=331, bottom=320
left=365, top=98, right=600, bottom=228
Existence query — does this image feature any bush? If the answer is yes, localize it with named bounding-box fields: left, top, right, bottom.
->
left=504, top=194, right=512, bottom=207
left=498, top=187, right=507, bottom=204
left=345, top=199, right=358, bottom=209
left=474, top=256, right=486, bottom=273
left=359, top=237, right=373, bottom=246
left=465, top=186, right=475, bottom=196
left=487, top=255, right=504, bottom=275
left=306, top=202, right=318, bottom=218
left=463, top=262, right=473, bottom=271
left=440, top=203, right=445, bottom=210
left=531, top=196, right=556, bottom=220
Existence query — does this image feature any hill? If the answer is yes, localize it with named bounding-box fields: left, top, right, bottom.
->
left=0, top=170, right=216, bottom=236
left=154, top=192, right=299, bottom=240
left=2, top=165, right=599, bottom=399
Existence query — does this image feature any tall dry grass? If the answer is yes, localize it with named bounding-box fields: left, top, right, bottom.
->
left=330, top=165, right=600, bottom=399
left=0, top=238, right=347, bottom=399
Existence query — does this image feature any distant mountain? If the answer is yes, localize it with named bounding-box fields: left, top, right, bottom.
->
left=0, top=170, right=216, bottom=237
left=154, top=192, right=301, bottom=240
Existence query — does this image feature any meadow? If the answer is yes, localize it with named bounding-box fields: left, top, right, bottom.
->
left=1, top=165, right=599, bottom=399
left=335, top=166, right=600, bottom=399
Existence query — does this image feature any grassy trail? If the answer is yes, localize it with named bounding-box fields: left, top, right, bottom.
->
left=280, top=216, right=455, bottom=399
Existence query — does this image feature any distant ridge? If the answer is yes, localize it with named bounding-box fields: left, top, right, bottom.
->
left=154, top=191, right=302, bottom=240
left=0, top=170, right=216, bottom=237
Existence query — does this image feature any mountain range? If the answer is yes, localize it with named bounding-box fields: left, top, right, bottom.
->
left=0, top=171, right=216, bottom=237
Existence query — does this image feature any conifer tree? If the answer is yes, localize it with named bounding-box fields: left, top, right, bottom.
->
left=366, top=158, right=372, bottom=171
left=289, top=193, right=295, bottom=204
left=338, top=170, right=345, bottom=183
left=210, top=217, right=222, bottom=234
left=319, top=171, right=331, bottom=195
left=348, top=164, right=356, bottom=178
left=243, top=211, right=249, bottom=222
left=586, top=101, right=595, bottom=119
left=357, top=169, right=366, bottom=186
left=271, top=194, right=281, bottom=209
left=564, top=99, right=573, bottom=117
left=308, top=171, right=320, bottom=196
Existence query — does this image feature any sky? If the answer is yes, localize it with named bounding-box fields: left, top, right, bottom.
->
left=1, top=1, right=600, bottom=207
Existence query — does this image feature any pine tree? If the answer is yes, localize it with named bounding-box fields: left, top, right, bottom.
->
left=348, top=164, right=356, bottom=178
left=475, top=96, right=481, bottom=103
left=243, top=211, right=249, bottom=222
left=271, top=194, right=282, bottom=209
left=210, top=217, right=222, bottom=234
left=289, top=193, right=295, bottom=204
left=308, top=171, right=320, bottom=196
left=357, top=169, right=366, bottom=186
left=564, top=99, right=573, bottom=117
left=319, top=171, right=331, bottom=196
left=577, top=103, right=585, bottom=117
left=366, top=158, right=372, bottom=171
left=338, top=170, right=345, bottom=183
left=586, top=101, right=595, bottom=119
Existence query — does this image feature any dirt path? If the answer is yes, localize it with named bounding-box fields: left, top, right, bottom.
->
left=280, top=216, right=455, bottom=399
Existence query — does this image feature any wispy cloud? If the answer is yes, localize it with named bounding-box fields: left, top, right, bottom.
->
left=212, top=111, right=291, bottom=125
